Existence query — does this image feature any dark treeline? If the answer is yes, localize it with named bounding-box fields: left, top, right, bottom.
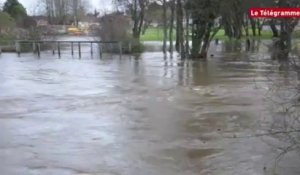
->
left=114, top=0, right=300, bottom=59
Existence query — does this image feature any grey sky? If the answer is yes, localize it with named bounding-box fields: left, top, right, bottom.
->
left=0, top=0, right=113, bottom=15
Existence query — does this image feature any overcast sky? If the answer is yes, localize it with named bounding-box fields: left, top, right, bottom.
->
left=0, top=0, right=113, bottom=15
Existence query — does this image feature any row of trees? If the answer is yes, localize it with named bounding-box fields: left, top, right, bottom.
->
left=0, top=0, right=30, bottom=38
left=0, top=0, right=27, bottom=27
left=113, top=0, right=300, bottom=59
left=0, top=0, right=47, bottom=43
left=2, top=0, right=26, bottom=19
left=0, top=11, right=15, bottom=36
left=1, top=0, right=94, bottom=26
left=43, top=0, right=90, bottom=25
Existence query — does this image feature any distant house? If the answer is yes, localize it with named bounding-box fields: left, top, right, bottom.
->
left=37, top=19, right=48, bottom=26
left=31, top=16, right=49, bottom=27
left=81, top=14, right=99, bottom=24
left=51, top=25, right=67, bottom=34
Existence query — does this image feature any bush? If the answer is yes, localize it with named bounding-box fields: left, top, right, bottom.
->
left=98, top=12, right=144, bottom=54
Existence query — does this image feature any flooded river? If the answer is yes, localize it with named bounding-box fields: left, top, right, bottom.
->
left=0, top=37, right=300, bottom=175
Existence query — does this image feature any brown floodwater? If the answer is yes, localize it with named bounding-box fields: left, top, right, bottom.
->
left=0, top=37, right=300, bottom=175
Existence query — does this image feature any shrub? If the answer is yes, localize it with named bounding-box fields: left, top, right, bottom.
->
left=98, top=12, right=144, bottom=54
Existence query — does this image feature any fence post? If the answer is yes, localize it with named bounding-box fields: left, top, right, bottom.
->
left=90, top=42, right=93, bottom=55
left=58, top=42, right=61, bottom=58
left=78, top=42, right=81, bottom=58
left=129, top=41, right=132, bottom=53
left=52, top=43, right=55, bottom=55
left=16, top=41, right=21, bottom=56
left=37, top=42, right=41, bottom=58
left=119, top=42, right=122, bottom=59
left=32, top=42, right=36, bottom=53
left=99, top=43, right=102, bottom=59
left=71, top=42, right=74, bottom=55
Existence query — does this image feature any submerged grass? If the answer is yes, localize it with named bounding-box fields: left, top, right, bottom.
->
left=140, top=27, right=300, bottom=41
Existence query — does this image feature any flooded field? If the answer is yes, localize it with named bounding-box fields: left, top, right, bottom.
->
left=0, top=37, right=300, bottom=175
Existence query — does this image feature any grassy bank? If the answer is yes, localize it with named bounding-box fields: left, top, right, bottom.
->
left=140, top=27, right=176, bottom=41
left=0, top=34, right=15, bottom=52
left=0, top=34, right=15, bottom=45
left=140, top=27, right=300, bottom=41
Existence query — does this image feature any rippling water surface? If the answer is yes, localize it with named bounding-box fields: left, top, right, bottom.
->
left=0, top=37, right=300, bottom=175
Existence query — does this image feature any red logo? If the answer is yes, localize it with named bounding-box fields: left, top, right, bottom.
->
left=249, top=8, right=300, bottom=18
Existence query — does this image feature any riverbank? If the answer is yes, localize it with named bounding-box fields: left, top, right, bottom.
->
left=1, top=34, right=299, bottom=54
left=0, top=46, right=16, bottom=52
left=0, top=37, right=16, bottom=52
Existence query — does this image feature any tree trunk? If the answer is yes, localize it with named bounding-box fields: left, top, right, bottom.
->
left=132, top=0, right=145, bottom=39
left=223, top=17, right=233, bottom=38
left=266, top=0, right=299, bottom=71
left=270, top=19, right=279, bottom=37
left=73, top=0, right=79, bottom=26
left=185, top=11, right=190, bottom=57
left=258, top=27, right=262, bottom=36
left=257, top=20, right=262, bottom=36
left=244, top=15, right=249, bottom=37
left=191, top=20, right=206, bottom=58
left=132, top=0, right=139, bottom=39
left=169, top=0, right=175, bottom=53
left=163, top=0, right=167, bottom=53
left=176, top=0, right=184, bottom=58
left=279, top=20, right=292, bottom=58
left=250, top=18, right=256, bottom=36
left=199, top=22, right=212, bottom=58
left=175, top=0, right=180, bottom=51
left=137, top=0, right=145, bottom=38
left=272, top=19, right=297, bottom=60
left=232, top=14, right=242, bottom=39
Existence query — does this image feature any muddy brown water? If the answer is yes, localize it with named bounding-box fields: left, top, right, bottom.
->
left=0, top=37, right=300, bottom=175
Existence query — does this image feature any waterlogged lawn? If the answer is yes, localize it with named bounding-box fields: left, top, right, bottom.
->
left=140, top=27, right=300, bottom=41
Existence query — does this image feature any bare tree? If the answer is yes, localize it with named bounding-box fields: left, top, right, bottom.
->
left=114, top=0, right=149, bottom=40
left=186, top=0, right=222, bottom=59
left=43, top=0, right=89, bottom=25
left=272, top=0, right=300, bottom=60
